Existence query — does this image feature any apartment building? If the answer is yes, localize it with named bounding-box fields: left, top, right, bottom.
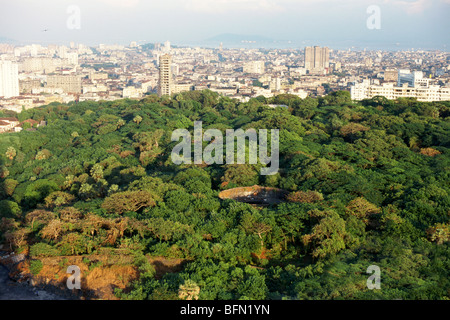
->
left=398, top=69, right=430, bottom=87
left=351, top=79, right=450, bottom=102
left=304, top=46, right=330, bottom=72
left=158, top=54, right=173, bottom=97
left=46, top=74, right=82, bottom=93
left=243, top=61, right=265, bottom=74
left=0, top=60, right=19, bottom=98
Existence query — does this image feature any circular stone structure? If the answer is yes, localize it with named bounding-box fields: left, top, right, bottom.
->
left=218, top=185, right=288, bottom=205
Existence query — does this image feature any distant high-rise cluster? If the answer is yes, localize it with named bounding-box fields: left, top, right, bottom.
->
left=158, top=54, right=173, bottom=97
left=0, top=60, right=19, bottom=98
left=1, top=40, right=449, bottom=114
left=304, top=46, right=330, bottom=73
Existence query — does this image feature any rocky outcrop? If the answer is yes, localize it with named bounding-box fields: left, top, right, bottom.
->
left=219, top=185, right=288, bottom=205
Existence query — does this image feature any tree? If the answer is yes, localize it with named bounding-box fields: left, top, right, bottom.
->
left=57, top=233, right=86, bottom=255
left=133, top=115, right=143, bottom=125
left=90, top=163, right=104, bottom=182
left=40, top=219, right=65, bottom=241
left=302, top=212, right=350, bottom=259
left=426, top=223, right=449, bottom=245
left=1, top=179, right=18, bottom=197
left=178, top=280, right=200, bottom=300
left=25, top=209, right=55, bottom=229
left=240, top=212, right=272, bottom=249
left=78, top=183, right=94, bottom=200
left=250, top=222, right=272, bottom=249
left=4, top=228, right=30, bottom=250
left=0, top=166, right=9, bottom=178
left=23, top=179, right=59, bottom=208
left=117, top=119, right=126, bottom=129
left=319, top=90, right=352, bottom=106
left=236, top=273, right=268, bottom=300
left=147, top=217, right=192, bottom=242
left=35, top=149, right=51, bottom=160
left=44, top=191, right=76, bottom=209
left=80, top=213, right=105, bottom=238
left=287, top=190, right=324, bottom=203
left=59, top=207, right=83, bottom=223
left=5, top=147, right=16, bottom=160
left=420, top=148, right=441, bottom=157
left=345, top=197, right=381, bottom=224
left=340, top=123, right=370, bottom=138
left=0, top=200, right=22, bottom=219
left=222, top=164, right=259, bottom=187
left=101, top=191, right=156, bottom=214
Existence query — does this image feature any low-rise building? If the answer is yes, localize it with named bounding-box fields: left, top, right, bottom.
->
left=351, top=79, right=450, bottom=102
left=0, top=117, right=20, bottom=133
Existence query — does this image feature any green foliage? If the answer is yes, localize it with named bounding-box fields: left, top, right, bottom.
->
left=29, top=259, right=43, bottom=275
left=22, top=179, right=59, bottom=209
left=1, top=179, right=19, bottom=197
left=0, top=200, right=22, bottom=219
left=0, top=92, right=448, bottom=301
left=102, top=190, right=156, bottom=214
left=29, top=243, right=59, bottom=257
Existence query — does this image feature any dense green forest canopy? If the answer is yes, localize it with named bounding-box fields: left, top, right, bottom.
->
left=0, top=90, right=449, bottom=300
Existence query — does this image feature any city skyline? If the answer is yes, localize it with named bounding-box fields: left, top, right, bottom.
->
left=1, top=0, right=450, bottom=50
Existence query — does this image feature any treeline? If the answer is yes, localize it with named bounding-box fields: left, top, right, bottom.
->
left=0, top=90, right=449, bottom=300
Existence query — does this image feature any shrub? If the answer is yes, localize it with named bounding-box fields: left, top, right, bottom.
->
left=30, top=259, right=43, bottom=275
left=287, top=190, right=324, bottom=203
left=30, top=243, right=59, bottom=257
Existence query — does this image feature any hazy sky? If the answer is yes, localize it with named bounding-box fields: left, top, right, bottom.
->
left=1, top=0, right=449, bottom=49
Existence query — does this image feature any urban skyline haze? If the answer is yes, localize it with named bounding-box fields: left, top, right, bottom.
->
left=1, top=0, right=449, bottom=50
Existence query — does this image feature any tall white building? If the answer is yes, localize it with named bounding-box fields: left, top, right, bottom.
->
left=0, top=60, right=19, bottom=98
left=398, top=69, right=429, bottom=87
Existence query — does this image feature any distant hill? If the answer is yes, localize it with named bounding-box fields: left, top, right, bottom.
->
left=207, top=33, right=274, bottom=43
left=141, top=43, right=180, bottom=51
left=0, top=36, right=17, bottom=44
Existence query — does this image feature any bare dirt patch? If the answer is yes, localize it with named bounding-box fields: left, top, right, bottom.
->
left=1, top=251, right=188, bottom=300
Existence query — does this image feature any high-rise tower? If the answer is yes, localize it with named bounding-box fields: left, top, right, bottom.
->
left=304, top=46, right=329, bottom=72
left=158, top=54, right=173, bottom=97
left=304, top=47, right=314, bottom=70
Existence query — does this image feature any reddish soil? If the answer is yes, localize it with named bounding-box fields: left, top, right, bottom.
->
left=1, top=252, right=187, bottom=300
